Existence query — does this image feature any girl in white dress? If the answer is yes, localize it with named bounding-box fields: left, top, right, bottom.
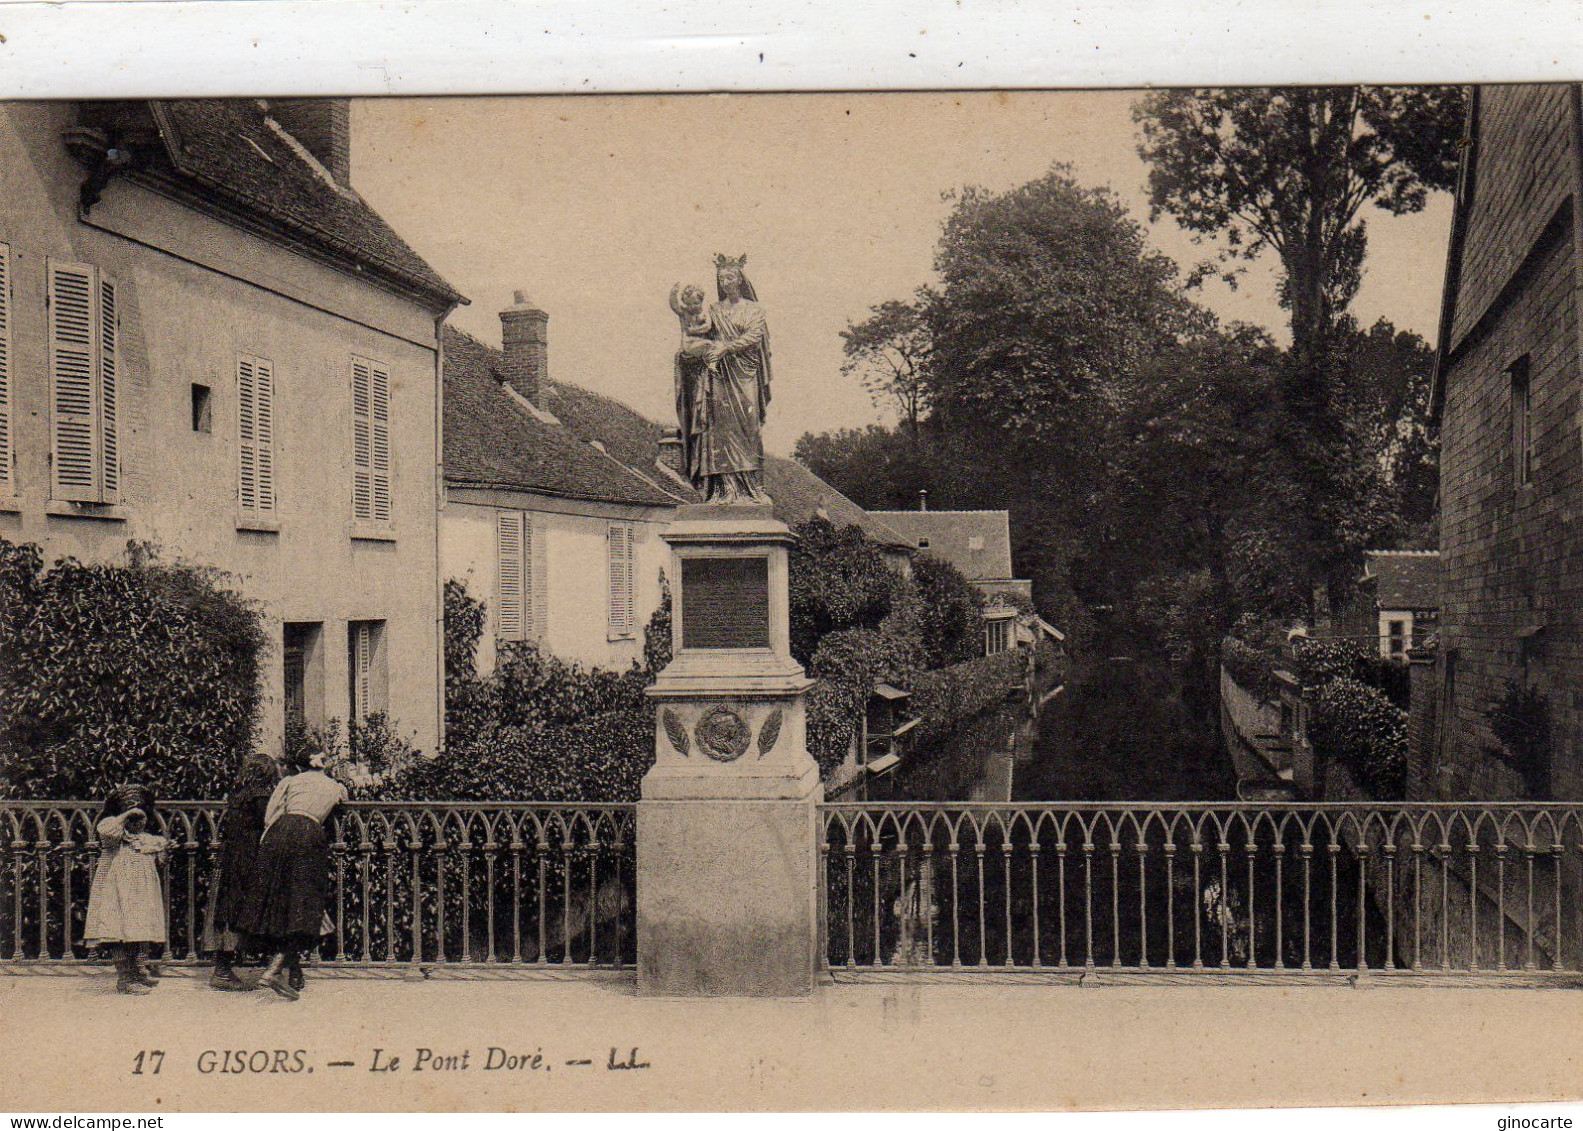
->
left=84, top=783, right=170, bottom=994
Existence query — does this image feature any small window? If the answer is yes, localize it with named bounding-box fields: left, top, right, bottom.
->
left=191, top=383, right=212, bottom=433
left=1511, top=355, right=1533, bottom=488
left=917, top=538, right=930, bottom=548
left=1388, top=619, right=1407, bottom=657
left=985, top=618, right=1012, bottom=656
left=348, top=620, right=388, bottom=720
left=283, top=621, right=324, bottom=730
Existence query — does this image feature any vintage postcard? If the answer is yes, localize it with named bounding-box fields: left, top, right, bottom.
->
left=4, top=52, right=1583, bottom=1117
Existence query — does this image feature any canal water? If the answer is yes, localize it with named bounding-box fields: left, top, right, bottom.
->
left=870, top=653, right=1237, bottom=804
left=836, top=648, right=1389, bottom=971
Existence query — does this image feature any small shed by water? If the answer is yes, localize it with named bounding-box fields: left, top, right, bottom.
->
left=864, top=683, right=919, bottom=775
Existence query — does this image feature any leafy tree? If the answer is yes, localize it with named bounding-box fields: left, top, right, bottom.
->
left=794, top=424, right=939, bottom=511
left=1133, top=87, right=1464, bottom=374
left=1336, top=318, right=1439, bottom=544
left=925, top=165, right=1208, bottom=453
left=1134, top=88, right=1463, bottom=590
left=840, top=297, right=932, bottom=433
left=921, top=166, right=1214, bottom=627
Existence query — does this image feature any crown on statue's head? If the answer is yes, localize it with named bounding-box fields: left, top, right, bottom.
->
left=713, top=253, right=748, bottom=271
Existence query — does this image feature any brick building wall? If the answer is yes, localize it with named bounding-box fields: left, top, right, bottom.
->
left=1428, top=84, right=1583, bottom=801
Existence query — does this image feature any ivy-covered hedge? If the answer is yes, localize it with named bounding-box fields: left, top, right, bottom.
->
left=1309, top=676, right=1407, bottom=797
left=351, top=581, right=667, bottom=804
left=791, top=517, right=1024, bottom=779
left=911, top=552, right=985, bottom=669
left=0, top=538, right=267, bottom=800
left=805, top=622, right=920, bottom=778
left=1219, top=636, right=1276, bottom=702
left=909, top=650, right=1029, bottom=749
left=789, top=517, right=900, bottom=665
left=1293, top=637, right=1409, bottom=709
left=1219, top=629, right=1411, bottom=798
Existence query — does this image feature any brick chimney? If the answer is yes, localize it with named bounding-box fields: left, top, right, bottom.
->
left=500, top=291, right=549, bottom=407
left=658, top=427, right=686, bottom=477
left=267, top=99, right=352, bottom=186
left=918, top=488, right=929, bottom=512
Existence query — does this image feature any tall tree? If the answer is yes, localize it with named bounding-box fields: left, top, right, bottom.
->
left=840, top=297, right=932, bottom=433
left=925, top=165, right=1209, bottom=454
left=916, top=165, right=1213, bottom=629
left=1133, top=87, right=1463, bottom=375
left=1133, top=86, right=1464, bottom=587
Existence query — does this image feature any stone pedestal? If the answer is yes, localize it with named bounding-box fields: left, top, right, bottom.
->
left=638, top=504, right=823, bottom=996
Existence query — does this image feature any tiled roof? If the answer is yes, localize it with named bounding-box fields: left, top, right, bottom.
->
left=445, top=326, right=916, bottom=548
left=442, top=327, right=683, bottom=508
left=537, top=376, right=697, bottom=503
left=144, top=100, right=464, bottom=308
left=868, top=510, right=1015, bottom=580
left=1362, top=550, right=1440, bottom=611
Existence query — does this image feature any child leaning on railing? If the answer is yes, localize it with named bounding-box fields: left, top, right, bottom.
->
left=83, top=783, right=171, bottom=994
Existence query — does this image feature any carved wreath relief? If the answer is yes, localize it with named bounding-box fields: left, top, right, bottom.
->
left=696, top=705, right=752, bottom=762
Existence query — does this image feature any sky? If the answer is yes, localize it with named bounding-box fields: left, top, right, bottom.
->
left=353, top=91, right=1454, bottom=457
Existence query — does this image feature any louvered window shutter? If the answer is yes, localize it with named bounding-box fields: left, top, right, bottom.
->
left=496, top=511, right=525, bottom=642
left=0, top=242, right=11, bottom=495
left=255, top=359, right=275, bottom=512
left=237, top=356, right=257, bottom=512
left=521, top=513, right=537, bottom=639
left=356, top=624, right=373, bottom=719
left=48, top=260, right=100, bottom=502
left=528, top=514, right=548, bottom=642
left=351, top=357, right=372, bottom=520
left=348, top=622, right=373, bottom=719
left=352, top=356, right=392, bottom=523
left=369, top=361, right=391, bottom=523
left=97, top=276, right=119, bottom=503
left=238, top=355, right=276, bottom=515
left=608, top=523, right=635, bottom=638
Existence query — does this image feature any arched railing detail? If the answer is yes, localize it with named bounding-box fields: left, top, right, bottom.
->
left=819, top=801, right=1583, bottom=978
left=0, top=800, right=635, bottom=970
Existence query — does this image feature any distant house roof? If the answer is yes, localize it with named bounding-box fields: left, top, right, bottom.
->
left=442, top=327, right=683, bottom=508
left=98, top=100, right=465, bottom=310
left=869, top=510, right=1015, bottom=580
left=1361, top=550, right=1440, bottom=611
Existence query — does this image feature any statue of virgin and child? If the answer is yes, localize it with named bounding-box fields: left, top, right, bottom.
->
left=669, top=254, right=773, bottom=505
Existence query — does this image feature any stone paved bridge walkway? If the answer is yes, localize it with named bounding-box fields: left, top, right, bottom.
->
left=4, top=972, right=1581, bottom=1111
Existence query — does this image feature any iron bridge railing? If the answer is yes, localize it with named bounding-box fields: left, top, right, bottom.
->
left=821, top=802, right=1583, bottom=980
left=2, top=801, right=636, bottom=971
